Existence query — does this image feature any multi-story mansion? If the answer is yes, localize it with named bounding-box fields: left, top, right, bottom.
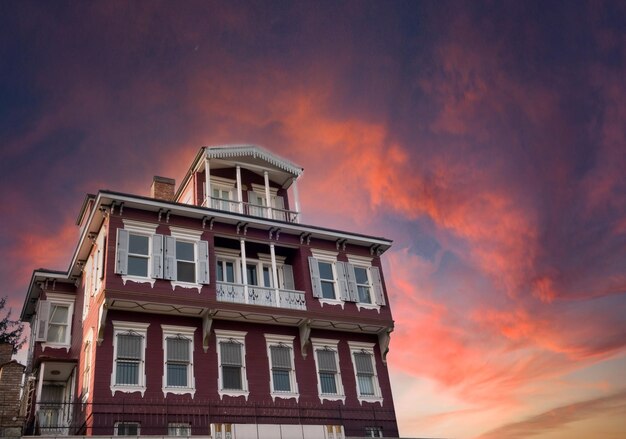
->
left=20, top=145, right=398, bottom=438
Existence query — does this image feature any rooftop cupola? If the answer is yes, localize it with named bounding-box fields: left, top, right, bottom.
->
left=176, top=145, right=304, bottom=223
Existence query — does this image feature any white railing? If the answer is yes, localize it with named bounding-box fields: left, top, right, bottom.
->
left=202, top=197, right=299, bottom=223
left=216, top=282, right=306, bottom=311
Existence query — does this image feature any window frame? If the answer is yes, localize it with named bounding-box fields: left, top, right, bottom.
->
left=348, top=341, right=383, bottom=404
left=311, top=338, right=345, bottom=403
left=265, top=334, right=299, bottom=402
left=161, top=324, right=196, bottom=397
left=39, top=293, right=75, bottom=352
left=110, top=321, right=150, bottom=396
left=168, top=423, right=191, bottom=436
left=167, top=227, right=209, bottom=292
left=347, top=255, right=380, bottom=311
left=309, top=249, right=343, bottom=308
left=116, top=220, right=160, bottom=287
left=215, top=329, right=249, bottom=400
left=82, top=329, right=93, bottom=401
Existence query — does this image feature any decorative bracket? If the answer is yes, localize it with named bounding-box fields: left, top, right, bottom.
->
left=298, top=319, right=312, bottom=359
left=97, top=302, right=108, bottom=346
left=370, top=244, right=380, bottom=256
left=378, top=326, right=394, bottom=364
left=300, top=233, right=312, bottom=245
left=336, top=239, right=347, bottom=251
left=87, top=232, right=97, bottom=244
left=118, top=202, right=124, bottom=215
left=236, top=222, right=249, bottom=235
left=158, top=209, right=172, bottom=223
left=76, top=260, right=86, bottom=270
left=275, top=229, right=281, bottom=240
left=202, top=216, right=215, bottom=230
left=269, top=227, right=277, bottom=240
left=202, top=310, right=215, bottom=353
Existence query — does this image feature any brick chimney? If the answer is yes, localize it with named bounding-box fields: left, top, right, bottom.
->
left=150, top=176, right=175, bottom=201
left=0, top=343, right=13, bottom=364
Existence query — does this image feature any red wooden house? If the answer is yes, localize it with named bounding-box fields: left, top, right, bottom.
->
left=20, top=145, right=398, bottom=438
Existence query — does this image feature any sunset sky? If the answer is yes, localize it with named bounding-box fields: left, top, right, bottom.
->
left=1, top=1, right=625, bottom=438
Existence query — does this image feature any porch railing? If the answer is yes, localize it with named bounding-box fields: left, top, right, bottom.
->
left=19, top=399, right=398, bottom=437
left=216, top=282, right=306, bottom=311
left=201, top=197, right=299, bottom=223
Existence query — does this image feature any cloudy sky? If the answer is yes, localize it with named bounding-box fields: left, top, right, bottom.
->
left=1, top=1, right=625, bottom=438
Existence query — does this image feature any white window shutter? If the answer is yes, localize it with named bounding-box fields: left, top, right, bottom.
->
left=164, top=236, right=177, bottom=280
left=115, top=229, right=129, bottom=275
left=371, top=267, right=386, bottom=305
left=345, top=263, right=359, bottom=302
left=308, top=257, right=322, bottom=298
left=197, top=240, right=210, bottom=285
left=152, top=234, right=164, bottom=279
left=36, top=300, right=50, bottom=341
left=336, top=262, right=350, bottom=301
left=282, top=264, right=295, bottom=290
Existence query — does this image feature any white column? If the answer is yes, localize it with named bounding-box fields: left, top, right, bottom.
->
left=270, top=243, right=280, bottom=305
left=240, top=238, right=248, bottom=303
left=292, top=177, right=301, bottom=223
left=264, top=170, right=272, bottom=219
left=236, top=165, right=243, bottom=214
left=35, top=363, right=45, bottom=409
left=204, top=157, right=211, bottom=207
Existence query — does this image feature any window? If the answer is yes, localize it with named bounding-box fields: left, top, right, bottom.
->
left=309, top=250, right=348, bottom=307
left=347, top=256, right=386, bottom=310
left=265, top=334, right=299, bottom=401
left=164, top=227, right=210, bottom=291
left=168, top=423, right=191, bottom=436
left=48, top=305, right=70, bottom=343
left=212, top=186, right=236, bottom=211
left=215, top=329, right=248, bottom=400
left=82, top=330, right=93, bottom=399
left=247, top=184, right=287, bottom=220
left=365, top=426, right=384, bottom=437
left=354, top=266, right=372, bottom=304
left=162, top=325, right=196, bottom=396
left=35, top=294, right=75, bottom=350
left=114, top=422, right=140, bottom=436
left=348, top=342, right=383, bottom=404
left=311, top=338, right=345, bottom=403
left=128, top=233, right=150, bottom=277
left=216, top=259, right=236, bottom=283
left=111, top=321, right=149, bottom=396
left=115, top=220, right=161, bottom=287
left=176, top=240, right=196, bottom=283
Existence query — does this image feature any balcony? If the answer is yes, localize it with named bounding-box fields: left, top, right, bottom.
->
left=216, top=281, right=306, bottom=311
left=202, top=197, right=300, bottom=223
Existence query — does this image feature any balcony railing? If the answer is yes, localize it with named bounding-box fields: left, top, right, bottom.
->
left=202, top=197, right=299, bottom=223
left=216, top=282, right=306, bottom=311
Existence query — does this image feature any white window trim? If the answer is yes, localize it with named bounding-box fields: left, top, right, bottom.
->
left=162, top=324, right=196, bottom=397
left=82, top=255, right=93, bottom=321
left=348, top=341, right=383, bottom=405
left=250, top=183, right=279, bottom=197
left=169, top=226, right=206, bottom=292
left=41, top=293, right=75, bottom=352
left=310, top=250, right=343, bottom=309
left=265, top=334, right=299, bottom=402
left=347, top=256, right=380, bottom=313
left=114, top=421, right=140, bottom=436
left=121, top=220, right=159, bottom=287
left=215, top=329, right=249, bottom=400
left=110, top=321, right=150, bottom=397
left=216, top=249, right=286, bottom=289
left=82, top=329, right=93, bottom=402
left=311, top=338, right=345, bottom=403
